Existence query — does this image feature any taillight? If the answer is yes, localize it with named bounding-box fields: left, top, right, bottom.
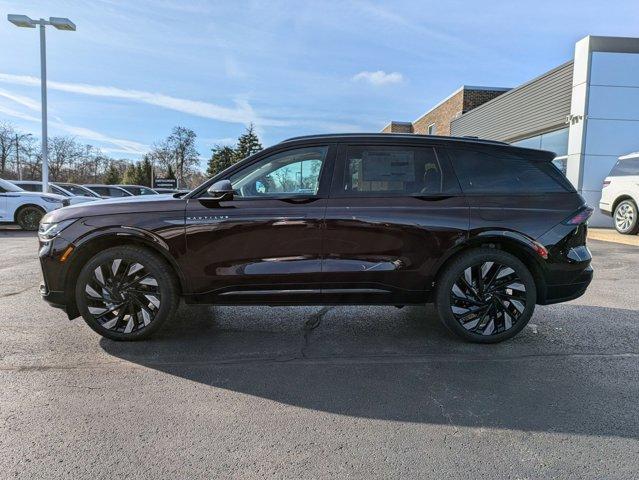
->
left=563, top=206, right=594, bottom=225
left=602, top=180, right=610, bottom=188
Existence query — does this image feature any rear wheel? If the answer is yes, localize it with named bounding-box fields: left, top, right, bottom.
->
left=75, top=246, right=179, bottom=341
left=16, top=205, right=45, bottom=231
left=614, top=199, right=639, bottom=234
left=435, top=248, right=537, bottom=343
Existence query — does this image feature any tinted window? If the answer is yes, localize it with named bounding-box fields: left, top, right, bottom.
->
left=51, top=185, right=70, bottom=196
left=609, top=158, right=639, bottom=177
left=18, top=183, right=39, bottom=192
left=108, top=188, right=129, bottom=197
left=448, top=148, right=570, bottom=194
left=229, top=146, right=328, bottom=198
left=88, top=187, right=106, bottom=196
left=337, top=145, right=451, bottom=196
left=138, top=187, right=157, bottom=195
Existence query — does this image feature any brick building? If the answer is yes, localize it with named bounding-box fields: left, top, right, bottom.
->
left=381, top=35, right=639, bottom=227
left=382, top=86, right=509, bottom=136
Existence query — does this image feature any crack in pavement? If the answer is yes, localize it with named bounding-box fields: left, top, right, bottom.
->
left=0, top=284, right=38, bottom=299
left=301, top=306, right=335, bottom=358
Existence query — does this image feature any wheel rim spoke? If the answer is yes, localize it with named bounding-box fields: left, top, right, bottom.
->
left=84, top=258, right=161, bottom=334
left=450, top=260, right=526, bottom=336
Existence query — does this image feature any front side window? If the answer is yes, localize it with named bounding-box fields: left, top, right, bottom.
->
left=336, top=145, right=448, bottom=196
left=448, top=147, right=571, bottom=194
left=139, top=188, right=157, bottom=195
left=229, top=146, right=328, bottom=198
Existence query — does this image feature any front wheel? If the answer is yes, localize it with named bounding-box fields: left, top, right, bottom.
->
left=614, top=199, right=639, bottom=235
left=16, top=205, right=45, bottom=231
left=75, top=246, right=179, bottom=341
left=435, top=248, right=537, bottom=343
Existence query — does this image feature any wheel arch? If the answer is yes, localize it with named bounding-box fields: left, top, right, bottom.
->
left=612, top=194, right=637, bottom=214
left=13, top=203, right=46, bottom=223
left=62, top=230, right=187, bottom=319
left=432, top=232, right=546, bottom=301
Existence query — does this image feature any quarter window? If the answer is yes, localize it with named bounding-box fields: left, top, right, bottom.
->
left=337, top=145, right=449, bottom=196
left=448, top=147, right=570, bottom=194
left=229, top=146, right=328, bottom=198
left=609, top=158, right=639, bottom=176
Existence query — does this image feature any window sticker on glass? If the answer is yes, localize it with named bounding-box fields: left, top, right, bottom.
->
left=361, top=151, right=415, bottom=182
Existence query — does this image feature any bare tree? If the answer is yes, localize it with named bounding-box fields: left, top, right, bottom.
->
left=166, top=126, right=199, bottom=188
left=0, top=122, right=15, bottom=177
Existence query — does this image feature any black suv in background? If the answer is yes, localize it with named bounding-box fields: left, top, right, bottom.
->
left=38, top=134, right=593, bottom=343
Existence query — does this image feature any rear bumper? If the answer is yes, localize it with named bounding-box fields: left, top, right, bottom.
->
left=538, top=266, right=593, bottom=305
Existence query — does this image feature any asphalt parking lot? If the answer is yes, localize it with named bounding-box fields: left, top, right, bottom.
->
left=1, top=230, right=638, bottom=479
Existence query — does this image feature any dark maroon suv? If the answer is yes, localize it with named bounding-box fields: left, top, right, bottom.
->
left=38, top=134, right=593, bottom=343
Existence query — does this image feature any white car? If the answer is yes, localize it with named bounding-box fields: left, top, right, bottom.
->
left=599, top=153, right=639, bottom=234
left=12, top=181, right=99, bottom=205
left=0, top=178, right=69, bottom=231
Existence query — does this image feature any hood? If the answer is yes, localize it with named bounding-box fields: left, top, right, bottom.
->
left=42, top=193, right=186, bottom=223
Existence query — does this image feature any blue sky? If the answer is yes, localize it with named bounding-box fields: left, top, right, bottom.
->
left=0, top=0, right=638, bottom=167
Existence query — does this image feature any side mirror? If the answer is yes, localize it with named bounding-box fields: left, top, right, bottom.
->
left=206, top=179, right=234, bottom=201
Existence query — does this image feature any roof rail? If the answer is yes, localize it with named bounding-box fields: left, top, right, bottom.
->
left=279, top=133, right=509, bottom=146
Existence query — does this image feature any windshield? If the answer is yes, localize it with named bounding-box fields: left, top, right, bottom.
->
left=0, top=178, right=25, bottom=192
left=60, top=184, right=100, bottom=197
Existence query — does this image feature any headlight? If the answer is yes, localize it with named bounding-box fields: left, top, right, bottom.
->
left=38, top=219, right=76, bottom=240
left=41, top=196, right=62, bottom=204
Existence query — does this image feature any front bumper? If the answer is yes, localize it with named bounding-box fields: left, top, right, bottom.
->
left=40, top=283, right=68, bottom=310
left=599, top=201, right=612, bottom=217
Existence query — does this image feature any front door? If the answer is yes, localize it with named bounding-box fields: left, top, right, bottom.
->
left=321, top=143, right=469, bottom=303
left=183, top=144, right=334, bottom=303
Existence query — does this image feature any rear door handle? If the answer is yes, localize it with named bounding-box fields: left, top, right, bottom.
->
left=279, top=197, right=320, bottom=204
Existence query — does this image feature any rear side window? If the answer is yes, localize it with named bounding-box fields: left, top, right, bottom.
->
left=90, top=187, right=108, bottom=196
left=334, top=145, right=457, bottom=196
left=609, top=158, right=639, bottom=177
left=447, top=147, right=571, bottom=194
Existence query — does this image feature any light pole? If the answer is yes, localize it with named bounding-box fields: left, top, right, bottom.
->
left=7, top=14, right=76, bottom=193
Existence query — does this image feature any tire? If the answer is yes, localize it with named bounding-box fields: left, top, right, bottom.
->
left=16, top=205, right=45, bottom=231
left=614, top=199, right=639, bottom=235
left=75, top=246, right=179, bottom=341
left=435, top=248, right=537, bottom=344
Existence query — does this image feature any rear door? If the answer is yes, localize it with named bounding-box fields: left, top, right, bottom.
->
left=321, top=142, right=468, bottom=302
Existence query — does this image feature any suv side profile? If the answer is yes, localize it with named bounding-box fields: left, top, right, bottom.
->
left=599, top=153, right=639, bottom=234
left=38, top=134, right=593, bottom=343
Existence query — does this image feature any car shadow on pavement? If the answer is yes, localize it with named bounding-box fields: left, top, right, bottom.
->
left=100, top=303, right=639, bottom=439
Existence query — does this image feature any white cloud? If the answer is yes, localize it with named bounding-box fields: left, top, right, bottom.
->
left=0, top=90, right=148, bottom=154
left=352, top=70, right=403, bottom=86
left=0, top=73, right=286, bottom=127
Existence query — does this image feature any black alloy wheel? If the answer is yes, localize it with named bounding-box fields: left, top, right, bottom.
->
left=436, top=248, right=536, bottom=343
left=76, top=246, right=178, bottom=340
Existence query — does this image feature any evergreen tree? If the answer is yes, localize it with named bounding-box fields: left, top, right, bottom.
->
left=140, top=156, right=153, bottom=186
left=122, top=163, right=139, bottom=185
left=207, top=145, right=236, bottom=177
left=233, top=123, right=262, bottom=162
left=166, top=164, right=176, bottom=180
left=104, top=164, right=121, bottom=184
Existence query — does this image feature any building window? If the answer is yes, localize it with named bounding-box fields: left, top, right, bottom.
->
left=511, top=127, right=569, bottom=175
left=427, top=123, right=436, bottom=135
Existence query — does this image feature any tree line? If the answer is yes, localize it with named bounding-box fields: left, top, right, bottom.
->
left=0, top=121, right=264, bottom=189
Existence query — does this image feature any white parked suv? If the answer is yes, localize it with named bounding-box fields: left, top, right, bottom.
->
left=600, top=153, right=639, bottom=234
left=0, top=178, right=69, bottom=230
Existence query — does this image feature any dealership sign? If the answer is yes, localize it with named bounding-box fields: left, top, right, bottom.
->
left=154, top=178, right=177, bottom=189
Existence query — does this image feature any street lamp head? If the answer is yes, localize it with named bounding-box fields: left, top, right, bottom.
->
left=48, top=17, right=76, bottom=31
left=7, top=14, right=36, bottom=28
